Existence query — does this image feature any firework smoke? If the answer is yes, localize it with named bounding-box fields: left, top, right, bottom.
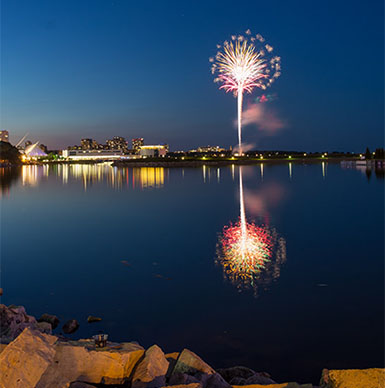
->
left=210, top=31, right=281, bottom=154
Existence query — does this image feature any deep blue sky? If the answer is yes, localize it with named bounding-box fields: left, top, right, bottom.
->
left=1, top=0, right=383, bottom=151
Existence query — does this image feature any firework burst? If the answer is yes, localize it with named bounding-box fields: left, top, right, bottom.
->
left=210, top=31, right=281, bottom=154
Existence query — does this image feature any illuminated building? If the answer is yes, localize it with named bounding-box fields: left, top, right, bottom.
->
left=81, top=138, right=93, bottom=150
left=106, top=136, right=128, bottom=151
left=139, top=145, right=169, bottom=157
left=61, top=149, right=138, bottom=161
left=196, top=146, right=226, bottom=153
left=132, top=138, right=144, bottom=153
left=24, top=142, right=48, bottom=158
left=0, top=130, right=9, bottom=143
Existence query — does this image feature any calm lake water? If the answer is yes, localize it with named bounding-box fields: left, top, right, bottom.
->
left=1, top=162, right=384, bottom=383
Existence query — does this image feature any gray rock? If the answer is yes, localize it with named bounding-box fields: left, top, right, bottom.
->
left=169, top=373, right=201, bottom=385
left=38, top=313, right=59, bottom=329
left=62, top=319, right=79, bottom=334
left=0, top=304, right=39, bottom=342
left=132, top=344, right=169, bottom=388
left=217, top=366, right=256, bottom=382
left=200, top=373, right=232, bottom=388
left=228, top=377, right=246, bottom=385
left=173, top=349, right=215, bottom=376
left=218, top=366, right=276, bottom=386
left=36, top=321, right=52, bottom=334
left=244, top=373, right=276, bottom=385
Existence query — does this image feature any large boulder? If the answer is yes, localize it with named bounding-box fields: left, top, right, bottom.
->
left=62, top=319, right=79, bottom=334
left=320, top=368, right=385, bottom=388
left=173, top=349, right=215, bottom=375
left=38, top=313, right=60, bottom=330
left=217, top=366, right=256, bottom=382
left=0, top=304, right=40, bottom=343
left=36, top=340, right=144, bottom=387
left=0, top=327, right=57, bottom=388
left=170, top=349, right=230, bottom=388
left=132, top=344, right=169, bottom=388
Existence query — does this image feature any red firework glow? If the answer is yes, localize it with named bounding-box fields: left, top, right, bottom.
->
left=219, top=220, right=272, bottom=285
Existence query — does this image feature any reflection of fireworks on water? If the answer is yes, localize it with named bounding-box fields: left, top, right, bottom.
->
left=210, top=31, right=281, bottom=154
left=217, top=220, right=286, bottom=295
left=216, top=166, right=286, bottom=295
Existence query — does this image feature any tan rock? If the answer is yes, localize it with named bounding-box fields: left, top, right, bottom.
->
left=36, top=340, right=144, bottom=388
left=132, top=344, right=169, bottom=388
left=173, top=349, right=215, bottom=375
left=0, top=327, right=57, bottom=388
left=0, top=344, right=7, bottom=354
left=165, top=352, right=180, bottom=361
left=320, top=368, right=385, bottom=388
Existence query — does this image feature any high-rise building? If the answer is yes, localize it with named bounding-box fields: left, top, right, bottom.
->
left=0, top=130, right=9, bottom=143
left=132, top=138, right=144, bottom=153
left=81, top=138, right=93, bottom=150
left=106, top=136, right=128, bottom=151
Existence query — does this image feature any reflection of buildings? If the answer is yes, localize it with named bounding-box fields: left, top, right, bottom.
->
left=19, top=164, right=165, bottom=191
left=0, top=167, right=21, bottom=196
left=133, top=167, right=164, bottom=188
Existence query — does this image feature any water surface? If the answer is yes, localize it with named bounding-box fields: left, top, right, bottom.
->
left=1, top=162, right=384, bottom=383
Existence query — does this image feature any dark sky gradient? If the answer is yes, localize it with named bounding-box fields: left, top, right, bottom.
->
left=1, top=0, right=383, bottom=151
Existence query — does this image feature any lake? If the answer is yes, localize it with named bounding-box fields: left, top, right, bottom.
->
left=1, top=162, right=384, bottom=384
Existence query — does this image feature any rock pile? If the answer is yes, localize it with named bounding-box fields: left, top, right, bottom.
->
left=0, top=328, right=318, bottom=388
left=0, top=305, right=383, bottom=388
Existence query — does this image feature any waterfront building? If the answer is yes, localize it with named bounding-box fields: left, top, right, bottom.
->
left=132, top=138, right=144, bottom=153
left=24, top=142, right=48, bottom=158
left=61, top=149, right=138, bottom=161
left=106, top=136, right=128, bottom=151
left=81, top=138, right=93, bottom=150
left=139, top=145, right=169, bottom=157
left=189, top=145, right=226, bottom=153
left=0, top=130, right=9, bottom=143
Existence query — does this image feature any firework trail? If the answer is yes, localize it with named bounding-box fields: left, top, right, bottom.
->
left=210, top=31, right=281, bottom=154
left=217, top=167, right=286, bottom=295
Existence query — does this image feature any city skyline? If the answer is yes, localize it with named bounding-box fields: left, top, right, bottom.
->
left=1, top=0, right=384, bottom=152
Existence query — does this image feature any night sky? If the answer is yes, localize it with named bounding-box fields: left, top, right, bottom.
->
left=1, top=0, right=383, bottom=151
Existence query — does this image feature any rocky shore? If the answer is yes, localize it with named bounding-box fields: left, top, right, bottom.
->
left=0, top=304, right=383, bottom=388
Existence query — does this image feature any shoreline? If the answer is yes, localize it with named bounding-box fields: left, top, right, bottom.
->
left=12, top=157, right=376, bottom=168
left=0, top=304, right=383, bottom=388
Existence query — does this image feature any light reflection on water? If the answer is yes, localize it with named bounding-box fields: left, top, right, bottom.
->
left=19, top=164, right=166, bottom=190
left=1, top=161, right=383, bottom=384
left=216, top=166, right=287, bottom=296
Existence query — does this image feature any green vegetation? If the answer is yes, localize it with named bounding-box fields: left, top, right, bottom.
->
left=0, top=141, right=21, bottom=165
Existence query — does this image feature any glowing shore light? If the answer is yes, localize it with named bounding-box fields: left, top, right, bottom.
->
left=211, top=31, right=281, bottom=154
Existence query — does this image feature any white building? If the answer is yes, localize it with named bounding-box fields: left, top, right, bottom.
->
left=61, top=149, right=138, bottom=161
left=139, top=145, right=168, bottom=157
